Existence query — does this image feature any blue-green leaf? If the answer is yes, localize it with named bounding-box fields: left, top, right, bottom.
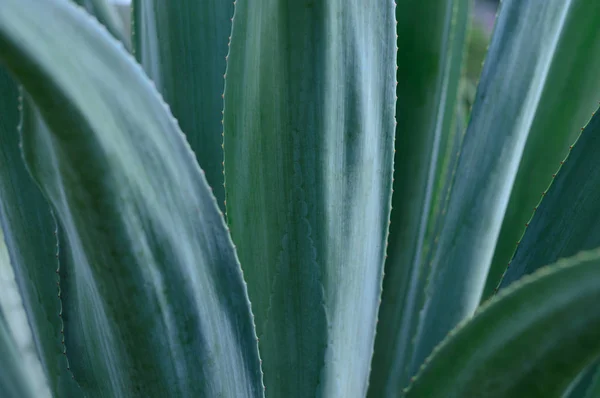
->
left=223, top=1, right=396, bottom=396
left=499, top=108, right=600, bottom=287
left=483, top=0, right=600, bottom=300
left=0, top=225, right=52, bottom=398
left=405, top=248, right=600, bottom=398
left=563, top=362, right=600, bottom=398
left=0, top=67, right=80, bottom=396
left=368, top=0, right=470, bottom=394
left=408, top=0, right=597, bottom=371
left=73, top=0, right=129, bottom=47
left=582, top=365, right=600, bottom=398
left=0, top=0, right=263, bottom=396
left=132, top=0, right=232, bottom=212
left=0, top=313, right=47, bottom=398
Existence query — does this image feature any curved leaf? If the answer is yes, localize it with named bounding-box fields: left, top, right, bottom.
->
left=0, top=67, right=80, bottom=396
left=405, top=248, right=600, bottom=398
left=0, top=225, right=52, bottom=398
left=408, top=0, right=592, bottom=370
left=368, top=0, right=470, bottom=395
left=0, top=313, right=46, bottom=398
left=582, top=366, right=600, bottom=398
left=223, top=0, right=396, bottom=396
left=132, top=0, right=232, bottom=211
left=73, top=0, right=129, bottom=48
left=484, top=0, right=600, bottom=299
left=498, top=108, right=600, bottom=287
left=563, top=362, right=600, bottom=398
left=0, top=0, right=263, bottom=396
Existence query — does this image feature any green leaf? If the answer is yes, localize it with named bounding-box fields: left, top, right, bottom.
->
left=368, top=0, right=470, bottom=395
left=132, top=0, right=232, bottom=212
left=407, top=0, right=594, bottom=371
left=563, top=362, right=600, bottom=398
left=405, top=248, right=600, bottom=398
left=498, top=108, right=600, bottom=287
left=582, top=365, right=600, bottom=398
left=0, top=0, right=263, bottom=396
left=223, top=1, right=396, bottom=396
left=0, top=313, right=47, bottom=398
left=20, top=96, right=123, bottom=396
left=0, top=67, right=80, bottom=395
left=0, top=223, right=52, bottom=398
left=483, top=0, right=600, bottom=300
left=73, top=0, right=129, bottom=48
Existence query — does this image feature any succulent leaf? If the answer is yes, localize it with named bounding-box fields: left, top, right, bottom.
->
left=0, top=0, right=263, bottom=396
left=405, top=248, right=600, bottom=398
left=563, top=361, right=600, bottom=398
left=132, top=0, right=233, bottom=213
left=223, top=0, right=396, bottom=396
left=368, top=0, right=470, bottom=394
left=498, top=108, right=600, bottom=288
left=73, top=0, right=129, bottom=47
left=0, top=310, right=48, bottom=398
left=0, top=223, right=53, bottom=398
left=484, top=0, right=600, bottom=300
left=0, top=67, right=80, bottom=396
left=408, top=0, right=591, bottom=372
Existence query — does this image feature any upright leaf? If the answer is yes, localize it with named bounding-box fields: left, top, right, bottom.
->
left=368, top=0, right=470, bottom=395
left=0, top=0, right=263, bottom=396
left=405, top=249, right=600, bottom=398
left=223, top=1, right=396, bottom=396
left=0, top=225, right=52, bottom=398
left=132, top=0, right=232, bottom=211
left=0, top=68, right=79, bottom=396
left=0, top=312, right=48, bottom=398
left=408, top=0, right=593, bottom=372
left=483, top=0, right=600, bottom=299
left=498, top=109, right=600, bottom=287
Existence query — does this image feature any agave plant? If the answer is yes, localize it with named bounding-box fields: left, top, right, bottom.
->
left=1, top=0, right=600, bottom=396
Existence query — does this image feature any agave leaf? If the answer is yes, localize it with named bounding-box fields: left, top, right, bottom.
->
left=483, top=0, right=600, bottom=299
left=223, top=1, right=396, bottom=396
left=0, top=224, right=52, bottom=398
left=498, top=108, right=600, bottom=287
left=0, top=0, right=263, bottom=396
left=582, top=366, right=600, bottom=398
left=73, top=0, right=129, bottom=48
left=20, top=97, right=126, bottom=396
left=563, top=362, right=600, bottom=398
left=0, top=312, right=47, bottom=398
left=408, top=0, right=591, bottom=371
left=0, top=68, right=80, bottom=396
left=368, top=0, right=470, bottom=395
left=405, top=248, right=600, bottom=398
left=132, top=0, right=232, bottom=212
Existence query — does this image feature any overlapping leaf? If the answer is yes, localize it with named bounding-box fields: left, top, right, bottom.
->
left=0, top=312, right=46, bottom=398
left=368, top=0, right=470, bottom=395
left=0, top=226, right=52, bottom=398
left=0, top=66, right=80, bottom=396
left=0, top=0, right=263, bottom=396
left=498, top=108, right=600, bottom=287
left=133, top=0, right=232, bottom=211
left=483, top=0, right=600, bottom=299
left=407, top=0, right=596, bottom=372
left=73, top=0, right=129, bottom=47
left=405, top=249, right=600, bottom=398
